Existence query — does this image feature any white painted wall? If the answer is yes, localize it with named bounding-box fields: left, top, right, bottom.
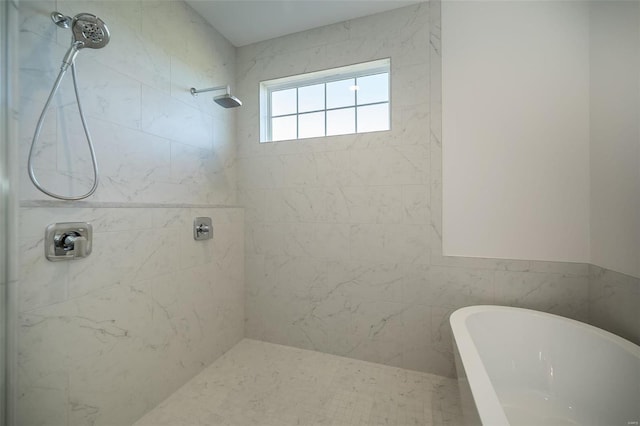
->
left=442, top=1, right=591, bottom=263
left=589, top=1, right=640, bottom=279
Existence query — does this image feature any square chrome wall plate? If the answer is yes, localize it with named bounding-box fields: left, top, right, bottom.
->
left=193, top=217, right=212, bottom=240
left=45, top=222, right=92, bottom=261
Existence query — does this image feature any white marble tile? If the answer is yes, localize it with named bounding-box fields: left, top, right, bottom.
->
left=241, top=20, right=350, bottom=63
left=15, top=1, right=235, bottom=203
left=251, top=45, right=328, bottom=83
left=283, top=223, right=350, bottom=260
left=333, top=299, right=405, bottom=366
left=169, top=56, right=220, bottom=116
left=135, top=340, right=461, bottom=426
left=276, top=153, right=320, bottom=187
left=17, top=0, right=243, bottom=421
left=19, top=283, right=156, bottom=426
left=140, top=0, right=176, bottom=57
left=323, top=37, right=395, bottom=71
left=209, top=208, right=245, bottom=282
left=494, top=271, right=589, bottom=322
left=313, top=150, right=352, bottom=187
left=177, top=225, right=215, bottom=270
left=236, top=155, right=283, bottom=189
left=53, top=117, right=172, bottom=193
left=263, top=256, right=328, bottom=304
left=92, top=119, right=171, bottom=181
left=340, top=186, right=403, bottom=224
left=57, top=0, right=141, bottom=38
left=140, top=85, right=213, bottom=150
left=169, top=1, right=236, bottom=70
left=327, top=261, right=404, bottom=304
left=19, top=0, right=58, bottom=41
left=350, top=145, right=429, bottom=186
left=529, top=260, right=589, bottom=276
left=96, top=176, right=188, bottom=204
left=349, top=224, right=429, bottom=264
left=237, top=189, right=266, bottom=224
left=397, top=103, right=430, bottom=146
left=245, top=222, right=284, bottom=257
left=151, top=207, right=191, bottom=229
left=348, top=3, right=428, bottom=43
left=428, top=307, right=457, bottom=377
left=60, top=0, right=170, bottom=93
left=20, top=206, right=154, bottom=240
left=236, top=1, right=441, bottom=378
left=18, top=207, right=245, bottom=426
left=403, top=184, right=430, bottom=224
left=19, top=233, right=69, bottom=312
left=69, top=58, right=142, bottom=129
left=170, top=142, right=214, bottom=185
left=392, top=62, right=430, bottom=109
left=425, top=266, right=495, bottom=310
left=274, top=188, right=348, bottom=223
left=589, top=265, right=640, bottom=344
left=16, top=385, right=68, bottom=426
left=67, top=227, right=176, bottom=299
left=18, top=29, right=69, bottom=105
left=18, top=113, right=57, bottom=176
left=401, top=303, right=432, bottom=372
left=235, top=0, right=602, bottom=384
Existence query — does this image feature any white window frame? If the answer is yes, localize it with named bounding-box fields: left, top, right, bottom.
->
left=259, top=58, right=391, bottom=143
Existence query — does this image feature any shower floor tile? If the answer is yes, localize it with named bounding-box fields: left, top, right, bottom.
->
left=134, top=339, right=462, bottom=426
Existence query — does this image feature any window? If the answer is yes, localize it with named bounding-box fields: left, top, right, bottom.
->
left=260, top=59, right=391, bottom=142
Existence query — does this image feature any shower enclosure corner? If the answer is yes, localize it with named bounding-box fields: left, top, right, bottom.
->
left=1, top=0, right=21, bottom=425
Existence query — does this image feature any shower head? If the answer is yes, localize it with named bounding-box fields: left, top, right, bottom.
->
left=71, top=13, right=110, bottom=49
left=214, top=94, right=243, bottom=108
left=53, top=11, right=110, bottom=71
left=190, top=85, right=243, bottom=109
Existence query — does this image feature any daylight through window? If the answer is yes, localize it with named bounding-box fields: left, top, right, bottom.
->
left=260, top=59, right=391, bottom=142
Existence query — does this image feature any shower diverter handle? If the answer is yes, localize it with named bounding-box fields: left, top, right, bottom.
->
left=193, top=217, right=213, bottom=241
left=54, top=231, right=89, bottom=257
left=45, top=222, right=93, bottom=261
left=196, top=223, right=210, bottom=235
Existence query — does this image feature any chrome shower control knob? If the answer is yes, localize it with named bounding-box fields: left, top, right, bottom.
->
left=196, top=224, right=210, bottom=234
left=193, top=217, right=212, bottom=241
left=45, top=222, right=93, bottom=261
left=54, top=231, right=81, bottom=251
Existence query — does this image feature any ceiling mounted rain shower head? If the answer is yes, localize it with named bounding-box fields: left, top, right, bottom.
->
left=190, top=85, right=243, bottom=108
left=214, top=94, right=243, bottom=108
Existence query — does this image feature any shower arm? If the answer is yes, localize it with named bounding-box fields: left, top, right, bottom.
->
left=190, top=85, right=230, bottom=97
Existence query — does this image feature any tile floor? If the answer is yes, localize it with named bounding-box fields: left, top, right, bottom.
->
left=134, top=339, right=463, bottom=426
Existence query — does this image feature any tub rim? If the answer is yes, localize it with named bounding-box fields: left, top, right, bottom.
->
left=449, top=305, right=640, bottom=426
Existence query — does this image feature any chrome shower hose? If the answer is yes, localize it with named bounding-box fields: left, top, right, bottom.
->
left=28, top=62, right=99, bottom=200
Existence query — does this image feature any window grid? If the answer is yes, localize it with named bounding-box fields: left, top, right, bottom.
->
left=354, top=78, right=359, bottom=132
left=269, top=73, right=389, bottom=141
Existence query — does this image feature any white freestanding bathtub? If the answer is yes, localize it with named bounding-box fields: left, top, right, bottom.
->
left=450, top=306, right=640, bottom=426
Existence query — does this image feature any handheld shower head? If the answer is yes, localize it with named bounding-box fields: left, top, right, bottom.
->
left=54, top=12, right=110, bottom=71
left=71, top=13, right=110, bottom=49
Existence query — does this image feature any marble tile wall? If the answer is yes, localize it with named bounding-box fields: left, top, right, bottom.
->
left=17, top=206, right=244, bottom=426
left=589, top=265, right=640, bottom=346
left=16, top=1, right=244, bottom=425
left=237, top=3, right=592, bottom=378
left=18, top=0, right=237, bottom=205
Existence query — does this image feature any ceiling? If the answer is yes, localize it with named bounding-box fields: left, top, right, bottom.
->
left=185, top=1, right=424, bottom=47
